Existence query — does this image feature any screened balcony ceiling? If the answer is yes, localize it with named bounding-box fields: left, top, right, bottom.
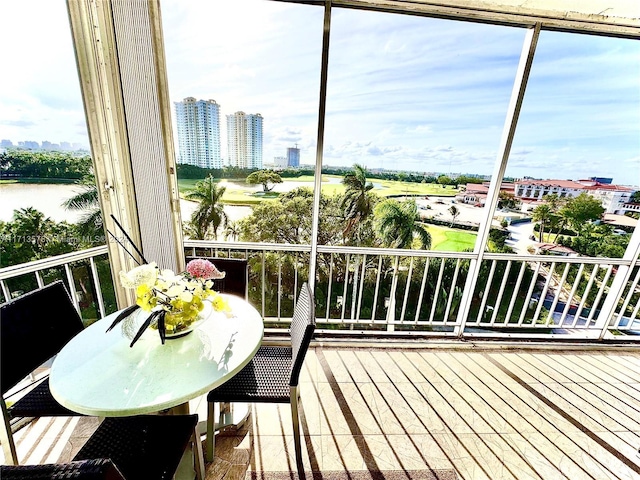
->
left=343, top=0, right=640, bottom=27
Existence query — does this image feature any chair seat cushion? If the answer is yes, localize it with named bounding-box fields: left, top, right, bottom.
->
left=0, top=458, right=125, bottom=480
left=8, top=378, right=81, bottom=419
left=207, top=346, right=292, bottom=403
left=73, top=415, right=197, bottom=480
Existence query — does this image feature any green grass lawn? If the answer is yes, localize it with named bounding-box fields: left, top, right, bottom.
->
left=321, top=175, right=458, bottom=197
left=372, top=178, right=458, bottom=197
left=178, top=178, right=268, bottom=205
left=426, top=224, right=477, bottom=251
left=178, top=175, right=460, bottom=205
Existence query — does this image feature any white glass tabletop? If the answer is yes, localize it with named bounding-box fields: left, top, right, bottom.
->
left=50, top=294, right=264, bottom=417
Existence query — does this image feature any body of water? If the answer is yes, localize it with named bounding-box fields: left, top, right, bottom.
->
left=0, top=183, right=85, bottom=222
left=0, top=183, right=251, bottom=224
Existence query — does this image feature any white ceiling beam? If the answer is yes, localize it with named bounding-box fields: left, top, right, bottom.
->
left=324, top=0, right=640, bottom=35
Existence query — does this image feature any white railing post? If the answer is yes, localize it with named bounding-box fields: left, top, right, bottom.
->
left=386, top=256, right=400, bottom=332
left=594, top=224, right=640, bottom=337
left=90, top=256, right=106, bottom=318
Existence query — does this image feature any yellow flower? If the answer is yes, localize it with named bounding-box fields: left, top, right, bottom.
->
left=136, top=284, right=157, bottom=311
left=119, top=260, right=229, bottom=337
left=210, top=292, right=231, bottom=313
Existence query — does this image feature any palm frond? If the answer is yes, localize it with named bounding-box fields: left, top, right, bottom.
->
left=62, top=185, right=99, bottom=210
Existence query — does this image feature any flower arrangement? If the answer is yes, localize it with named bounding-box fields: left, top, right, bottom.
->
left=108, top=258, right=231, bottom=346
left=105, top=215, right=231, bottom=346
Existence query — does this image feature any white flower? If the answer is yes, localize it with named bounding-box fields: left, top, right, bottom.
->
left=159, top=269, right=182, bottom=283
left=178, top=290, right=193, bottom=302
left=119, top=262, right=158, bottom=289
left=165, top=284, right=185, bottom=298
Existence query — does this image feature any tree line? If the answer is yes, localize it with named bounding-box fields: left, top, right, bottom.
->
left=178, top=163, right=488, bottom=187
left=531, top=192, right=629, bottom=257
left=0, top=149, right=92, bottom=180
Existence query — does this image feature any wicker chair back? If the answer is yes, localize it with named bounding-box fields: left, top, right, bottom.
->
left=289, top=282, right=316, bottom=387
left=1, top=281, right=84, bottom=395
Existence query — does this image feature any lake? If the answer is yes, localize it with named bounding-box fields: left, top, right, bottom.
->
left=0, top=183, right=251, bottom=224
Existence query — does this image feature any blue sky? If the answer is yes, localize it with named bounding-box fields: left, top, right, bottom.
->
left=0, top=1, right=88, bottom=148
left=1, top=0, right=638, bottom=185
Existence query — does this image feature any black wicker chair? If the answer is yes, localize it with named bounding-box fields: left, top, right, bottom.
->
left=1, top=281, right=85, bottom=465
left=0, top=458, right=125, bottom=480
left=205, top=282, right=315, bottom=469
left=186, top=257, right=248, bottom=299
left=72, top=414, right=203, bottom=480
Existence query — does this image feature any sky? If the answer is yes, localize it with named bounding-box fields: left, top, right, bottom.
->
left=1, top=0, right=639, bottom=184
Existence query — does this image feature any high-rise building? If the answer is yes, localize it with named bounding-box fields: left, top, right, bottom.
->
left=227, top=111, right=263, bottom=169
left=41, top=141, right=60, bottom=150
left=287, top=145, right=300, bottom=168
left=174, top=97, right=222, bottom=169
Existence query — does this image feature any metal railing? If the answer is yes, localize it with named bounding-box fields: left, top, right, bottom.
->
left=0, top=245, right=112, bottom=323
left=185, top=240, right=639, bottom=341
left=1, top=241, right=638, bottom=341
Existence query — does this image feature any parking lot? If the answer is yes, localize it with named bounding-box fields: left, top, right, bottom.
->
left=415, top=195, right=488, bottom=225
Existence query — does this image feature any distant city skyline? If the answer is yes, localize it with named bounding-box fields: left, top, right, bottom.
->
left=1, top=0, right=638, bottom=185
left=0, top=138, right=89, bottom=152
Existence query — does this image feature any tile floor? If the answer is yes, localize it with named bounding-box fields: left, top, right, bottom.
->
left=5, top=344, right=640, bottom=479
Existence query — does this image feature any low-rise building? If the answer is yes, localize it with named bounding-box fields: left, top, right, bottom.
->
left=535, top=242, right=579, bottom=257
left=456, top=182, right=516, bottom=207
left=515, top=179, right=584, bottom=201
left=514, top=178, right=637, bottom=214
left=457, top=183, right=488, bottom=205
left=582, top=182, right=635, bottom=215
left=273, top=156, right=288, bottom=168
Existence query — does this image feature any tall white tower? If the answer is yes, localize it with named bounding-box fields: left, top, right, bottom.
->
left=174, top=97, right=222, bottom=169
left=227, top=111, right=263, bottom=169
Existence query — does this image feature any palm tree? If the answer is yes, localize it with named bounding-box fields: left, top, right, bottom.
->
left=184, top=175, right=228, bottom=240
left=448, top=205, right=460, bottom=227
left=11, top=207, right=53, bottom=245
left=374, top=200, right=432, bottom=249
left=341, top=164, right=375, bottom=240
left=62, top=180, right=103, bottom=240
left=224, top=220, right=241, bottom=242
left=532, top=203, right=552, bottom=243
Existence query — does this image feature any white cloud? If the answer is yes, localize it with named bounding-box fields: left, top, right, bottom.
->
left=1, top=0, right=638, bottom=183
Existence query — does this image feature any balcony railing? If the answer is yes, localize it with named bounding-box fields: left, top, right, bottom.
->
left=0, top=246, right=112, bottom=323
left=187, top=240, right=639, bottom=340
left=1, top=241, right=638, bottom=342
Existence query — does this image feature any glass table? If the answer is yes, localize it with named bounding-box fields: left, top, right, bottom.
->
left=50, top=294, right=264, bottom=477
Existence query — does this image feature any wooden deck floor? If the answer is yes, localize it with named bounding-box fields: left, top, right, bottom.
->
left=5, top=344, right=640, bottom=479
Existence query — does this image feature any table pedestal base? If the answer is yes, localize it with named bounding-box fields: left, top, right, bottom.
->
left=196, top=402, right=251, bottom=436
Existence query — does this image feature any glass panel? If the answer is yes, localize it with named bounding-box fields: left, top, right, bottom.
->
left=0, top=1, right=105, bottom=322
left=500, top=31, right=640, bottom=259
left=478, top=31, right=640, bottom=336
left=161, top=0, right=323, bottom=249
left=322, top=8, right=524, bottom=253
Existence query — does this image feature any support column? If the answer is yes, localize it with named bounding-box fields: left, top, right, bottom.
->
left=454, top=24, right=541, bottom=336
left=67, top=0, right=183, bottom=308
